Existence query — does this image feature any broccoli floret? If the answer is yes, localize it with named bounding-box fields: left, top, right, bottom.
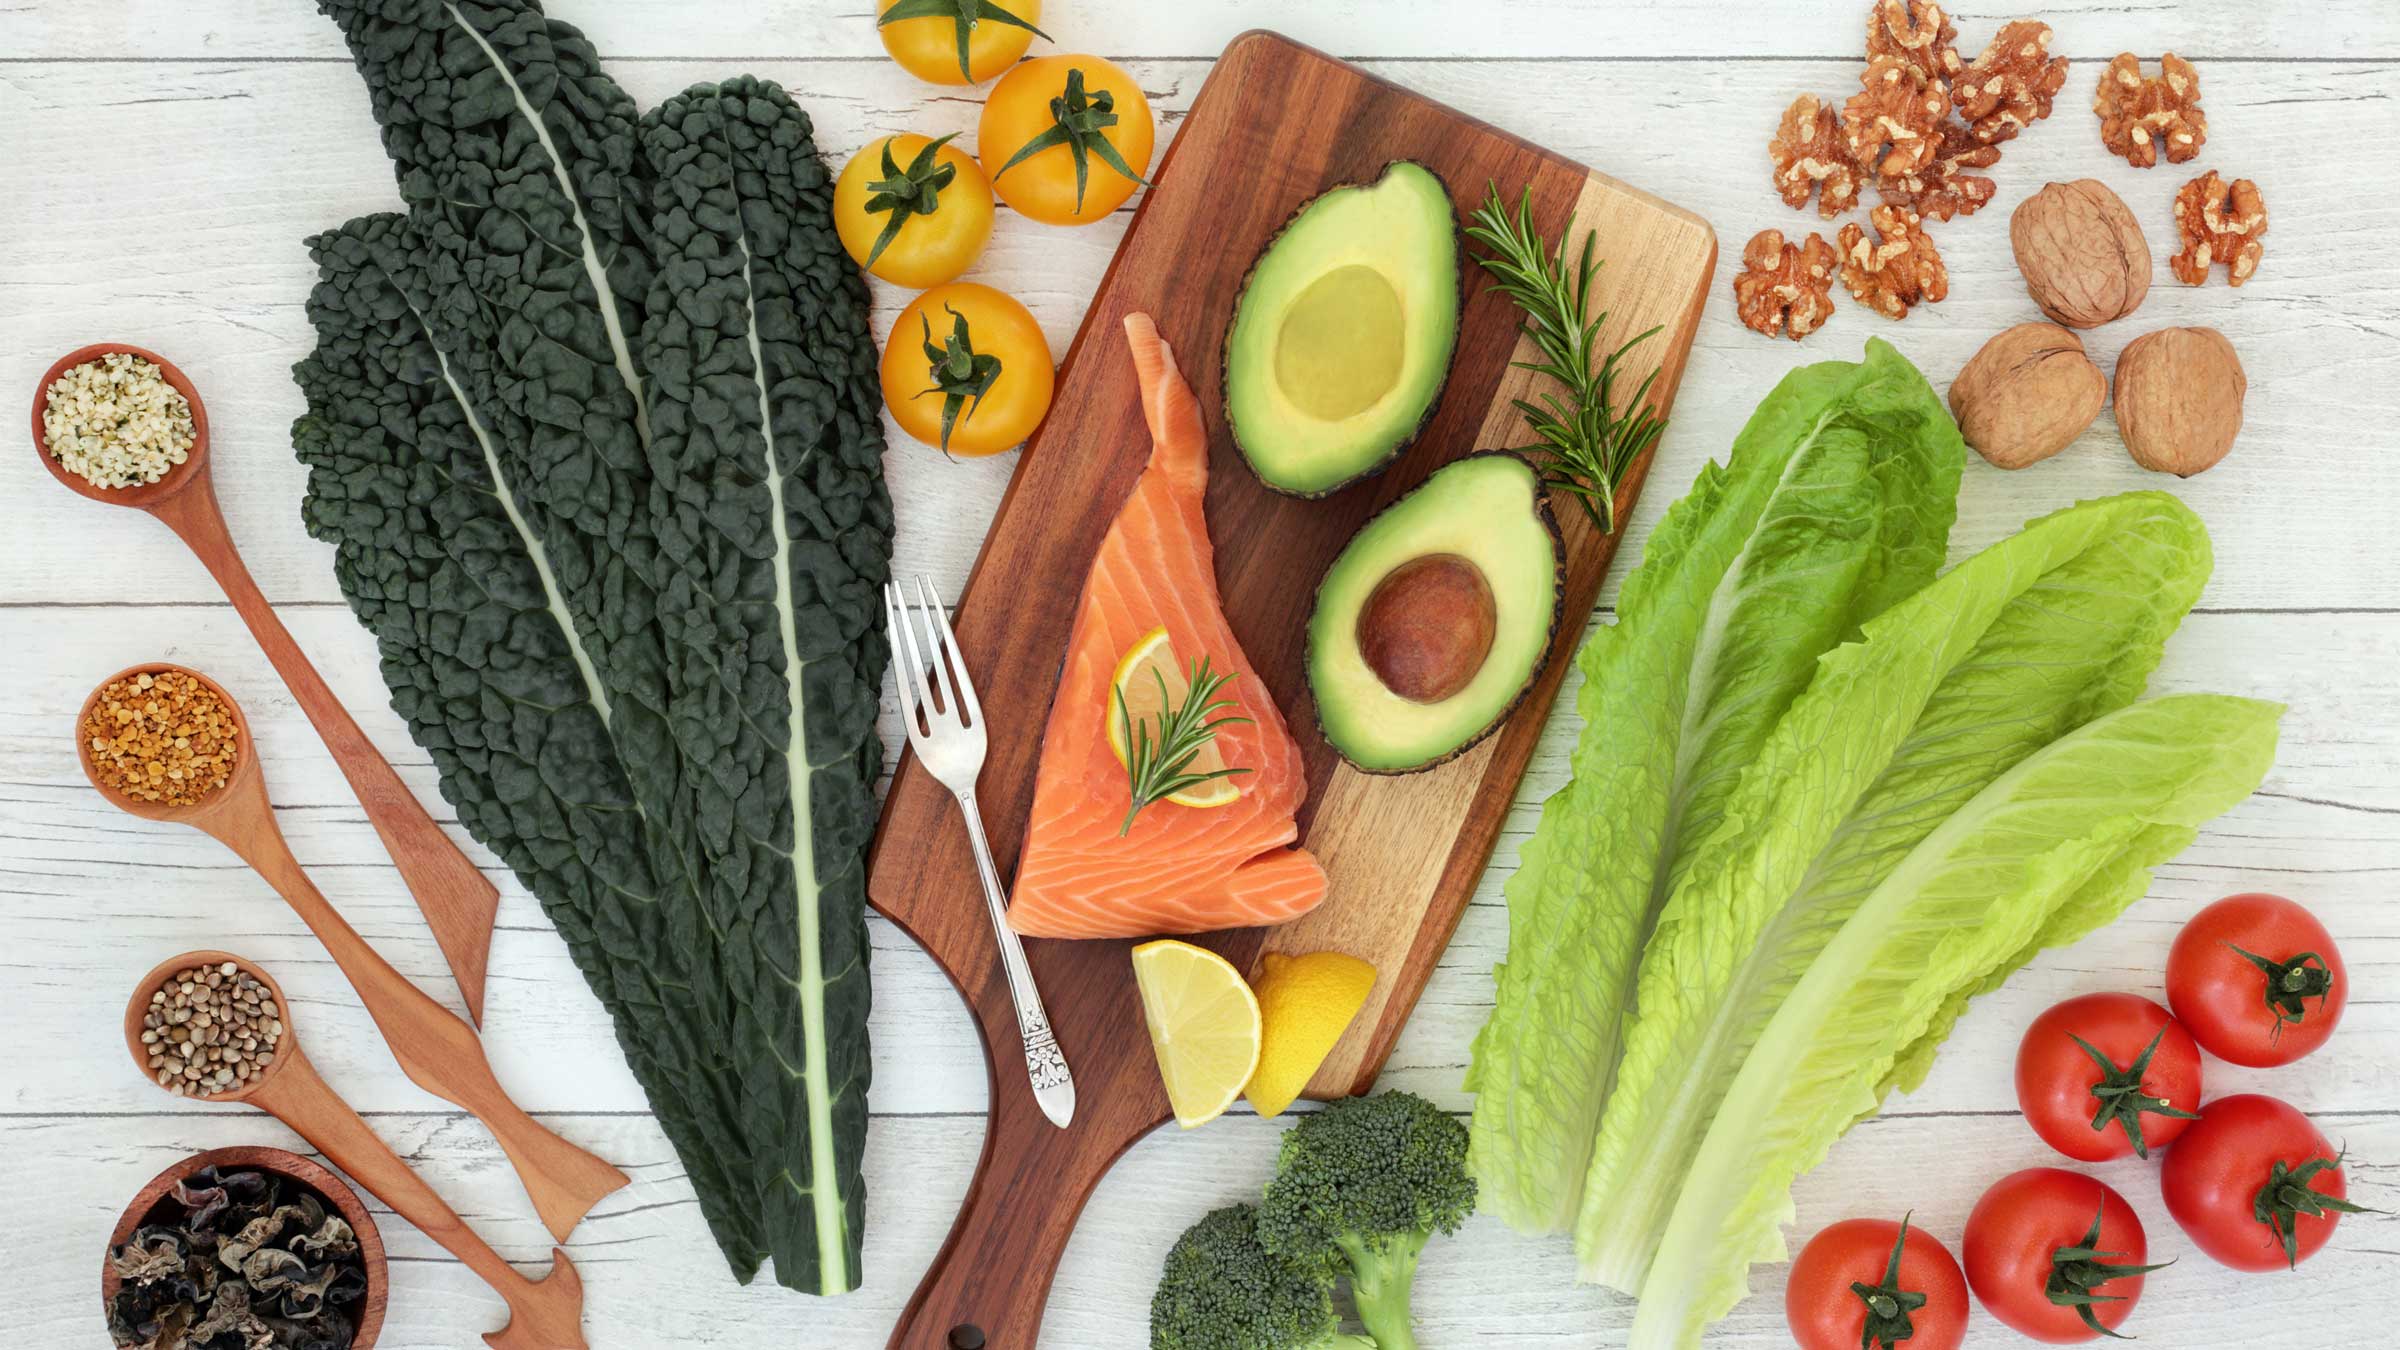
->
left=1255, top=1092, right=1476, bottom=1350
left=1151, top=1204, right=1377, bottom=1349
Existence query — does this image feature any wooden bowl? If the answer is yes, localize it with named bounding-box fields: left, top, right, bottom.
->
left=75, top=662, right=259, bottom=825
left=100, top=1144, right=388, bottom=1350
left=30, top=342, right=212, bottom=508
left=124, top=949, right=296, bottom=1106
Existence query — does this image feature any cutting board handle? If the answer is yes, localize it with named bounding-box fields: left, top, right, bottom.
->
left=886, top=1082, right=1142, bottom=1349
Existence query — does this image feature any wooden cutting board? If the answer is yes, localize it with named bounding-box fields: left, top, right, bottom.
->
left=866, top=30, right=1714, bottom=1348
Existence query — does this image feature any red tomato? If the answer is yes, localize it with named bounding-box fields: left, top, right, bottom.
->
left=2014, top=993, right=2202, bottom=1161
left=2161, top=1094, right=2362, bottom=1271
left=2167, top=893, right=2347, bottom=1067
left=1963, top=1169, right=2158, bottom=1343
left=1786, top=1217, right=1969, bottom=1350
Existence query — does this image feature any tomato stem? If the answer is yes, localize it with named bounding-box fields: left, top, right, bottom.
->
left=876, top=0, right=1050, bottom=84
left=915, top=305, right=1004, bottom=454
left=1846, top=1214, right=1930, bottom=1350
left=862, top=133, right=962, bottom=270
left=2046, top=1204, right=2170, bottom=1340
left=2229, top=943, right=2336, bottom=1041
left=2252, top=1150, right=2374, bottom=1269
left=990, top=67, right=1152, bottom=213
left=2070, top=1027, right=2198, bottom=1159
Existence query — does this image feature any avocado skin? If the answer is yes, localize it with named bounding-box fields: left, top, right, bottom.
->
left=1221, top=160, right=1465, bottom=499
left=1307, top=451, right=1566, bottom=774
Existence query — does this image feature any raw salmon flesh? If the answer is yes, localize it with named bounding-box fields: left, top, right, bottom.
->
left=1006, top=313, right=1328, bottom=939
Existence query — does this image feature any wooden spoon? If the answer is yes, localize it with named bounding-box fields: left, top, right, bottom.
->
left=79, top=663, right=628, bottom=1242
left=124, top=951, right=588, bottom=1350
left=32, top=342, right=500, bottom=1025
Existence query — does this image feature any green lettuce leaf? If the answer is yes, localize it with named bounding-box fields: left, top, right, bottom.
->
left=1576, top=492, right=2214, bottom=1288
left=1464, top=340, right=1960, bottom=1231
left=1627, top=694, right=2281, bottom=1348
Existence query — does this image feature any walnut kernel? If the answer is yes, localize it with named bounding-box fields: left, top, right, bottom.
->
left=2010, top=179, right=2152, bottom=328
left=1867, top=0, right=1961, bottom=85
left=2171, top=171, right=2267, bottom=287
left=1734, top=229, right=1839, bottom=340
left=2095, top=53, right=2206, bottom=168
left=1881, top=121, right=2001, bottom=222
left=1844, top=56, right=1951, bottom=181
left=1771, top=94, right=1862, bottom=219
left=1952, top=20, right=2069, bottom=144
left=1837, top=204, right=1948, bottom=320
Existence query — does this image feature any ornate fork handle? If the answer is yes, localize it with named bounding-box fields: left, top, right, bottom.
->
left=956, top=789, right=1076, bottom=1127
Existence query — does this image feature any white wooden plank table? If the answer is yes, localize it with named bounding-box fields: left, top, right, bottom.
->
left=2, top=2, right=2395, bottom=1345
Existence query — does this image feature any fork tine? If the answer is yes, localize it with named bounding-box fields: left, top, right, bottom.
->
left=914, top=575, right=966, bottom=725
left=922, top=578, right=983, bottom=728
left=884, top=581, right=931, bottom=741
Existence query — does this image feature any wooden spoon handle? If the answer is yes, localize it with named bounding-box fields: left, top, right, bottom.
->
left=253, top=1051, right=589, bottom=1350
left=145, top=474, right=500, bottom=1024
left=210, top=811, right=627, bottom=1241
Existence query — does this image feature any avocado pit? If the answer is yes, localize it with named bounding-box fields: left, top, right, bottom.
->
left=1357, top=554, right=1496, bottom=704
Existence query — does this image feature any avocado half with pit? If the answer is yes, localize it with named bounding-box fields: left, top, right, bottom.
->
left=1307, top=453, right=1565, bottom=773
left=1224, top=161, right=1462, bottom=498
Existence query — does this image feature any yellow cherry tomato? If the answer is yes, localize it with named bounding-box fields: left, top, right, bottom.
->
left=882, top=283, right=1054, bottom=457
left=979, top=55, right=1156, bottom=226
left=875, top=0, right=1045, bottom=86
left=834, top=134, right=995, bottom=289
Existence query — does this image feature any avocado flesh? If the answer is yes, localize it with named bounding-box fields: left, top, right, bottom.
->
left=1226, top=161, right=1461, bottom=497
left=1308, top=454, right=1565, bottom=773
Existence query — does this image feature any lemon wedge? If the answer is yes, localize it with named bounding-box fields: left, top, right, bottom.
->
left=1107, top=626, right=1243, bottom=811
left=1131, top=939, right=1262, bottom=1128
left=1244, top=951, right=1377, bottom=1117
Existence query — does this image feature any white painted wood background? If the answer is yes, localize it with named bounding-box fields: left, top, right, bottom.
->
left=3, top=2, right=2395, bottom=1345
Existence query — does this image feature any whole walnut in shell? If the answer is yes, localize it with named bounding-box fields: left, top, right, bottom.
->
left=2011, top=180, right=2151, bottom=328
left=2114, top=326, right=2246, bottom=476
left=1949, top=323, right=2107, bottom=469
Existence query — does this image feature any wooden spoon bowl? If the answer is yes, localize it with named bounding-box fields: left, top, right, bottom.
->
left=100, top=1143, right=388, bottom=1350
left=121, top=948, right=296, bottom=1106
left=30, top=342, right=212, bottom=509
left=76, top=661, right=257, bottom=828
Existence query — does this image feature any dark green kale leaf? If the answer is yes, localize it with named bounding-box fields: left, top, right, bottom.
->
left=295, top=0, right=890, bottom=1294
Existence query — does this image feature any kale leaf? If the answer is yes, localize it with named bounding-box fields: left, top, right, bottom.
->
left=292, top=0, right=889, bottom=1294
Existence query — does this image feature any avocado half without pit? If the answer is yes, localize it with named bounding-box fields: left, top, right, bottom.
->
left=1223, top=160, right=1462, bottom=497
left=1307, top=453, right=1565, bottom=773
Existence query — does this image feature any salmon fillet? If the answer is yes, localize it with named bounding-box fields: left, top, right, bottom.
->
left=1006, top=313, right=1327, bottom=940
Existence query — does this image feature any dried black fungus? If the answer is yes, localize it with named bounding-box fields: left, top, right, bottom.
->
left=108, top=1166, right=365, bottom=1350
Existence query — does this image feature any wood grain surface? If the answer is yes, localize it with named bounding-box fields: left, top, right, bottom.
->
left=7, top=3, right=2398, bottom=1346
left=866, top=30, right=1711, bottom=1348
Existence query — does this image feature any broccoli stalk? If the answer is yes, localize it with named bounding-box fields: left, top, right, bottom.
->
left=1256, top=1092, right=1477, bottom=1350
left=1151, top=1205, right=1378, bottom=1349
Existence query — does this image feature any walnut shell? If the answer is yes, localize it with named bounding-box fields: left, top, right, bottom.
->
left=1948, top=323, right=2107, bottom=469
left=2114, top=326, right=2246, bottom=476
left=2011, top=181, right=2152, bottom=329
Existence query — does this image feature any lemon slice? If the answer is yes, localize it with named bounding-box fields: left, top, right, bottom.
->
left=1244, top=951, right=1377, bottom=1118
left=1131, top=939, right=1262, bottom=1129
left=1107, top=626, right=1242, bottom=811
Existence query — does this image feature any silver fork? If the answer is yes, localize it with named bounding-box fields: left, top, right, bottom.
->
left=885, top=576, right=1076, bottom=1129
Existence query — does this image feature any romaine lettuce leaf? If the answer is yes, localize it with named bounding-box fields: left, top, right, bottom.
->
left=1628, top=693, right=2281, bottom=1348
left=1576, top=491, right=2214, bottom=1288
left=1465, top=340, right=1960, bottom=1231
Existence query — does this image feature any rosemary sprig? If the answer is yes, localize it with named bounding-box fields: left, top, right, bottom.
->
left=1464, top=183, right=1668, bottom=535
left=1116, top=655, right=1252, bottom=836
